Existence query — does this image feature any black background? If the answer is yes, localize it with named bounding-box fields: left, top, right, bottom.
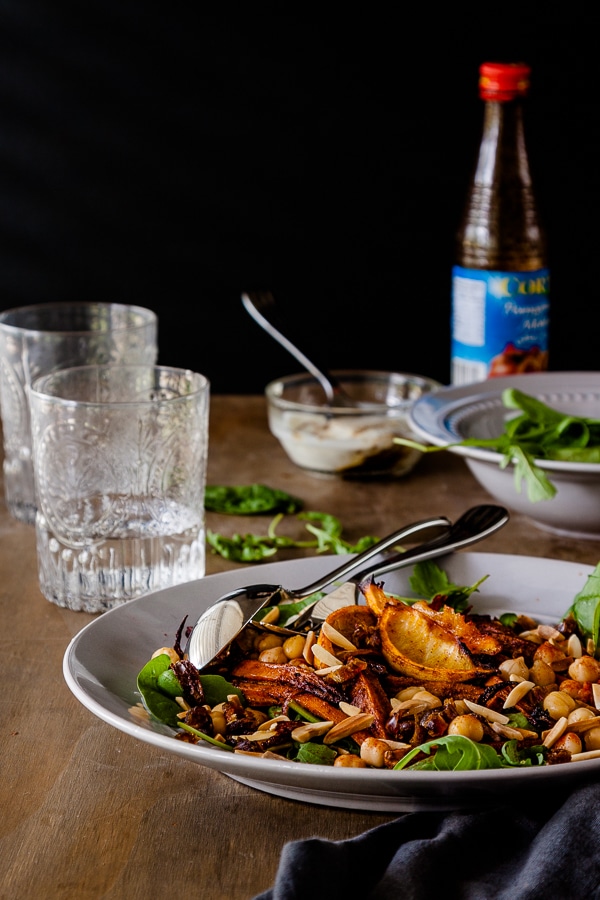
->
left=0, top=4, right=596, bottom=393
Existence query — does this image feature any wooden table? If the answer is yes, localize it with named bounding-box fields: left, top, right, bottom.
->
left=3, top=395, right=600, bottom=899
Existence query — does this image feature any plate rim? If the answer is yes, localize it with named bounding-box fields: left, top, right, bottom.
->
left=409, top=371, right=600, bottom=472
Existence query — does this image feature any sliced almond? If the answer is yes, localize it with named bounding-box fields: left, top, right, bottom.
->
left=339, top=701, right=362, bottom=716
left=567, top=715, right=600, bottom=733
left=259, top=606, right=280, bottom=625
left=593, top=683, right=600, bottom=710
left=502, top=680, right=535, bottom=709
left=321, top=621, right=357, bottom=651
left=292, top=720, right=334, bottom=743
left=538, top=624, right=564, bottom=641
left=542, top=716, right=568, bottom=748
left=257, top=715, right=290, bottom=731
left=463, top=699, right=509, bottom=724
left=303, top=630, right=316, bottom=666
left=517, top=630, right=545, bottom=644
left=311, top=644, right=343, bottom=667
left=570, top=748, right=600, bottom=762
left=323, top=713, right=375, bottom=744
left=567, top=633, right=583, bottom=658
left=490, top=722, right=528, bottom=740
left=313, top=664, right=343, bottom=676
left=241, top=730, right=284, bottom=742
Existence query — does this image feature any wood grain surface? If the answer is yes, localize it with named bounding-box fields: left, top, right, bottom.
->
left=3, top=395, right=600, bottom=899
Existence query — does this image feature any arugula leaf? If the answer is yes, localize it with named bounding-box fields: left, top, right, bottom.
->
left=299, top=511, right=380, bottom=554
left=395, top=387, right=600, bottom=503
left=500, top=740, right=547, bottom=767
left=393, top=734, right=505, bottom=770
left=179, top=722, right=234, bottom=750
left=253, top=593, right=325, bottom=626
left=207, top=510, right=379, bottom=562
left=408, top=560, right=488, bottom=612
left=205, top=484, right=303, bottom=515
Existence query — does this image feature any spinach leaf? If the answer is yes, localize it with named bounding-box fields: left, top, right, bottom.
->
left=205, top=483, right=303, bottom=515
left=294, top=742, right=338, bottom=765
left=564, top=561, right=600, bottom=656
left=137, top=654, right=182, bottom=726
left=137, top=654, right=244, bottom=725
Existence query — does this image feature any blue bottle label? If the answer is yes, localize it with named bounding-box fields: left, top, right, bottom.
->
left=450, top=266, right=550, bottom=385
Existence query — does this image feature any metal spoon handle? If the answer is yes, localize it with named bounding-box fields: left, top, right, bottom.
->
left=359, top=503, right=510, bottom=582
left=293, top=504, right=510, bottom=629
left=242, top=291, right=342, bottom=404
left=287, top=515, right=451, bottom=598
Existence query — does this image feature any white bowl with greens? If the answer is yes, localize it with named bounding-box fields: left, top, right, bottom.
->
left=406, top=372, right=600, bottom=539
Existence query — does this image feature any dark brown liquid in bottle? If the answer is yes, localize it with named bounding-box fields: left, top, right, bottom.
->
left=451, top=62, right=550, bottom=385
left=456, top=99, right=548, bottom=271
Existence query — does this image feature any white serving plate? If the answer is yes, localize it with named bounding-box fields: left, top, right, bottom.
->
left=408, top=372, right=600, bottom=538
left=63, top=550, right=600, bottom=811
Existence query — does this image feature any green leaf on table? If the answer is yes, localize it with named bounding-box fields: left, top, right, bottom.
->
left=205, top=483, right=303, bottom=515
left=300, top=510, right=380, bottom=554
left=207, top=508, right=379, bottom=562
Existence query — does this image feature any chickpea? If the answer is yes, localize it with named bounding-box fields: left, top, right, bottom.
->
left=360, top=737, right=391, bottom=768
left=528, top=659, right=556, bottom=687
left=283, top=634, right=306, bottom=660
left=258, top=647, right=288, bottom=664
left=568, top=656, right=600, bottom=683
left=584, top=726, right=600, bottom=751
left=553, top=732, right=583, bottom=755
left=447, top=715, right=484, bottom=742
left=499, top=657, right=529, bottom=681
left=534, top=641, right=568, bottom=669
left=334, top=754, right=368, bottom=768
left=543, top=690, right=577, bottom=720
left=567, top=707, right=595, bottom=725
left=256, top=633, right=284, bottom=653
left=152, top=646, right=180, bottom=664
left=558, top=679, right=592, bottom=703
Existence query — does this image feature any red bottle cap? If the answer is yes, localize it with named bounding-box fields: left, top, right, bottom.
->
left=479, top=62, right=531, bottom=101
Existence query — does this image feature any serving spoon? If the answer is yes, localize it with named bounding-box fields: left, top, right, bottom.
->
left=185, top=504, right=509, bottom=670
left=186, top=513, right=451, bottom=670
left=241, top=290, right=365, bottom=408
left=291, top=502, right=509, bottom=630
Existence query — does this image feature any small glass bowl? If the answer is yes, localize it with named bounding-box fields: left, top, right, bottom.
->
left=265, top=369, right=442, bottom=478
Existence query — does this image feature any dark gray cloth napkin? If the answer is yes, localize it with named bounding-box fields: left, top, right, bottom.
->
left=252, top=782, right=600, bottom=899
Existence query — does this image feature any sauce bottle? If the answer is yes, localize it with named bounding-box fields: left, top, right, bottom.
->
left=450, top=61, right=550, bottom=385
